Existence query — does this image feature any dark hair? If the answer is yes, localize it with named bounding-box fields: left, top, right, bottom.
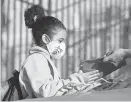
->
left=24, top=5, right=66, bottom=46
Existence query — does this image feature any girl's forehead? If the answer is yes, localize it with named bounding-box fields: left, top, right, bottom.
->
left=52, top=29, right=67, bottom=40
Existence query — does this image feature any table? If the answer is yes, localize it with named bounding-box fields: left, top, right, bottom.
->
left=22, top=88, right=131, bottom=101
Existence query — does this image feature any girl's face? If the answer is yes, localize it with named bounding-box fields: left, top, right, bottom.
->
left=44, top=28, right=67, bottom=59
left=52, top=29, right=67, bottom=43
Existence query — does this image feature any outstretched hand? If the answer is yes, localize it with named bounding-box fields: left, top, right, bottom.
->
left=79, top=70, right=100, bottom=84
left=103, top=49, right=126, bottom=63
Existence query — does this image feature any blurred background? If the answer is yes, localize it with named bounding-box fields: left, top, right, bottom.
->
left=1, top=0, right=131, bottom=82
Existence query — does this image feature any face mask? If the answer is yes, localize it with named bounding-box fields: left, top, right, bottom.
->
left=45, top=35, right=66, bottom=59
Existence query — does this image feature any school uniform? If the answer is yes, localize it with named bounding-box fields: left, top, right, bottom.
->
left=19, top=46, right=85, bottom=98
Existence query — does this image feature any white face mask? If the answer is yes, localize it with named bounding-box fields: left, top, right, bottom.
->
left=46, top=35, right=66, bottom=59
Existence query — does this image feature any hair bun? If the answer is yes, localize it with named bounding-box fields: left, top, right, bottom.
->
left=24, top=5, right=45, bottom=28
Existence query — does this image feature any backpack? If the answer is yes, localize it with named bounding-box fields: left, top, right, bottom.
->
left=1, top=70, right=24, bottom=101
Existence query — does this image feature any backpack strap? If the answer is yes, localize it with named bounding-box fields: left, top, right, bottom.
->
left=2, top=70, right=23, bottom=101
left=12, top=70, right=23, bottom=100
left=2, top=82, right=14, bottom=101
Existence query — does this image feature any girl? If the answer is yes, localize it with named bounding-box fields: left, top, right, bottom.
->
left=19, top=5, right=100, bottom=99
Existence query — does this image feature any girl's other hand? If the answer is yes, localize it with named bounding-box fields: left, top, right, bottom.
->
left=80, top=70, right=100, bottom=84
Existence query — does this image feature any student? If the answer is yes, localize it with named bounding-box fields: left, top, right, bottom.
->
left=103, top=49, right=131, bottom=63
left=19, top=5, right=100, bottom=98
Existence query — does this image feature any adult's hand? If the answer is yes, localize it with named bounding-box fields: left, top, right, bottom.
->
left=103, top=49, right=126, bottom=63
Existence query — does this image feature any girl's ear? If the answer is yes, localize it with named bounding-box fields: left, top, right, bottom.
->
left=42, top=34, right=50, bottom=44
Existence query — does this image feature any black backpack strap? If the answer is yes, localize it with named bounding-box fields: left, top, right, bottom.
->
left=13, top=70, right=23, bottom=100
left=2, top=77, right=15, bottom=101
left=8, top=86, right=15, bottom=100
left=2, top=70, right=24, bottom=101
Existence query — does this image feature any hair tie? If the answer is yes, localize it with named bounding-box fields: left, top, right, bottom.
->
left=34, top=15, right=38, bottom=23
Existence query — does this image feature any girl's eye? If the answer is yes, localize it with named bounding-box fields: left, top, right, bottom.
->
left=58, top=38, right=64, bottom=43
left=59, top=40, right=62, bottom=43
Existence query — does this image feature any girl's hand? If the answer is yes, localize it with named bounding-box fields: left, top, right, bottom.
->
left=103, top=49, right=126, bottom=63
left=80, top=70, right=100, bottom=84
